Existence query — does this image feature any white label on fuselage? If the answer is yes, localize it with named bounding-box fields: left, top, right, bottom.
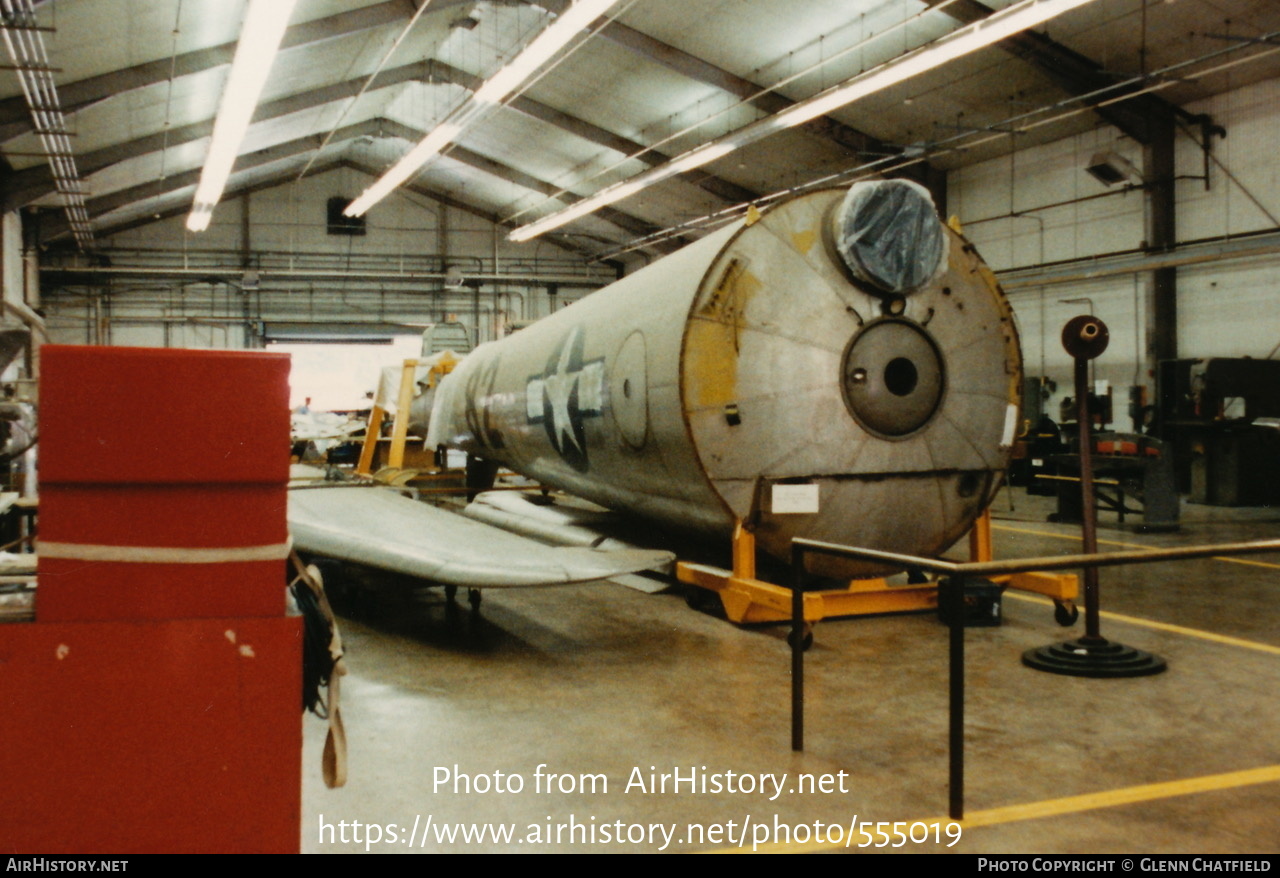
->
left=772, top=483, right=820, bottom=514
left=1001, top=403, right=1018, bottom=448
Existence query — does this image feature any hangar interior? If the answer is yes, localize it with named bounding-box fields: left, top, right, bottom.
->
left=0, top=0, right=1277, bottom=855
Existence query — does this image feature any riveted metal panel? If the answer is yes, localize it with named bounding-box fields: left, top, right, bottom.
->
left=681, top=187, right=1021, bottom=572
left=429, top=221, right=743, bottom=535
left=431, top=183, right=1021, bottom=575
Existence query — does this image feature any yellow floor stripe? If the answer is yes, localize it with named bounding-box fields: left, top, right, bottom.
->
left=994, top=522, right=1156, bottom=550
left=992, top=522, right=1280, bottom=570
left=716, top=519, right=1280, bottom=854
left=724, top=766, right=1280, bottom=854
left=953, top=765, right=1280, bottom=829
left=1003, top=592, right=1280, bottom=655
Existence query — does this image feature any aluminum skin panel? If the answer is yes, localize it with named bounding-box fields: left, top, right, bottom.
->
left=431, top=183, right=1021, bottom=575
left=681, top=187, right=1021, bottom=573
left=288, top=486, right=673, bottom=587
left=430, top=222, right=744, bottom=534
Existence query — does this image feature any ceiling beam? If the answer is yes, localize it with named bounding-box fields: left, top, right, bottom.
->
left=598, top=21, right=794, bottom=117
left=445, top=143, right=680, bottom=251
left=63, top=156, right=590, bottom=267
left=43, top=143, right=600, bottom=264
left=586, top=18, right=944, bottom=201
left=428, top=59, right=759, bottom=205
left=80, top=158, right=347, bottom=242
left=7, top=51, right=757, bottom=219
left=337, top=158, right=596, bottom=261
left=371, top=118, right=682, bottom=253
left=0, top=1, right=409, bottom=143
left=39, top=119, right=392, bottom=240
left=922, top=0, right=1180, bottom=144
left=4, top=62, right=436, bottom=210
left=595, top=20, right=889, bottom=158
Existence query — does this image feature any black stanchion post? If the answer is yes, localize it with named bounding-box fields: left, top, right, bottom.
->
left=791, top=544, right=804, bottom=752
left=941, top=576, right=965, bottom=820
left=1023, top=316, right=1166, bottom=678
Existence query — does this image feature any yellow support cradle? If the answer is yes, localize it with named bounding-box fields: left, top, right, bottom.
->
left=676, top=507, right=1078, bottom=625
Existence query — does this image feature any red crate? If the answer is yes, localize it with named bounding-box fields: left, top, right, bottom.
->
left=39, top=345, right=290, bottom=485
left=36, top=484, right=289, bottom=622
left=0, top=616, right=301, bottom=853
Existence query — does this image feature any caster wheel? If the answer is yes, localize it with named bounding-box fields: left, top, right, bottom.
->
left=1054, top=601, right=1079, bottom=627
left=685, top=588, right=726, bottom=618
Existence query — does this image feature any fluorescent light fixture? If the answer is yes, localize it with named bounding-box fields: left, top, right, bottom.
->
left=345, top=0, right=621, bottom=218
left=186, top=0, right=298, bottom=232
left=508, top=179, right=647, bottom=242
left=344, top=117, right=474, bottom=218
left=666, top=142, right=737, bottom=174
left=510, top=0, right=1102, bottom=243
left=471, top=0, right=618, bottom=105
left=187, top=206, right=213, bottom=232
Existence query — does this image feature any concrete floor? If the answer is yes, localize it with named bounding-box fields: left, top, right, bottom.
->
left=301, top=488, right=1280, bottom=854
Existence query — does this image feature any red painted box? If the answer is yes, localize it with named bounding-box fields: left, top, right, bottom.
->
left=39, top=345, right=290, bottom=485
left=35, top=346, right=292, bottom=621
left=0, top=617, right=302, bottom=853
left=36, top=484, right=290, bottom=622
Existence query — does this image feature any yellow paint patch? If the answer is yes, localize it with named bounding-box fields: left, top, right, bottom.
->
left=790, top=228, right=817, bottom=255
left=686, top=260, right=760, bottom=409
left=714, top=765, right=1280, bottom=853
left=685, top=322, right=738, bottom=408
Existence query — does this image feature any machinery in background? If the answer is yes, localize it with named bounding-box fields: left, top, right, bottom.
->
left=1046, top=432, right=1180, bottom=532
left=1007, top=376, right=1062, bottom=494
left=1157, top=357, right=1280, bottom=506
left=1025, top=415, right=1067, bottom=496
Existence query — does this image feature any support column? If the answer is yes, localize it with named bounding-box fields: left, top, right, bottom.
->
left=1147, top=111, right=1177, bottom=366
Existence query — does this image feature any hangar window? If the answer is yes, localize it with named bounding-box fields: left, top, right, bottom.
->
left=327, top=197, right=366, bottom=236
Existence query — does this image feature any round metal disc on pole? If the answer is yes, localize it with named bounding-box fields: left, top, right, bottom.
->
left=1022, top=315, right=1166, bottom=678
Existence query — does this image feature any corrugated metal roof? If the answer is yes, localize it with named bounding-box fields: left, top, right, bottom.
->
left=4, top=0, right=1279, bottom=256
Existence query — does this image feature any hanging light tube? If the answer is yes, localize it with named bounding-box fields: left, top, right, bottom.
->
left=509, top=0, right=1102, bottom=243
left=344, top=0, right=622, bottom=218
left=0, top=0, right=94, bottom=248
left=187, top=0, right=298, bottom=232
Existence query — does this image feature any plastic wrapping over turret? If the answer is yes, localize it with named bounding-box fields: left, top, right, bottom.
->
left=830, top=179, right=948, bottom=296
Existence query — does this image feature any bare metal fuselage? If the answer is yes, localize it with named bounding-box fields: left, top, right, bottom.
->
left=429, top=184, right=1022, bottom=574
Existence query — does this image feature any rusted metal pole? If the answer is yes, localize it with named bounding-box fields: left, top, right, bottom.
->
left=790, top=543, right=804, bottom=752
left=1061, top=314, right=1110, bottom=641
left=1074, top=352, right=1102, bottom=638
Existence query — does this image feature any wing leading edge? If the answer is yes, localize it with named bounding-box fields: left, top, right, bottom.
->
left=287, top=486, right=675, bottom=588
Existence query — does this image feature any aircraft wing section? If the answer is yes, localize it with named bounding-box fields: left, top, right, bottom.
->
left=463, top=491, right=674, bottom=593
left=288, top=486, right=675, bottom=588
left=463, top=491, right=651, bottom=553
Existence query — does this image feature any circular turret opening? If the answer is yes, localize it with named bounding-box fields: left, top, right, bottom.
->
left=840, top=318, right=945, bottom=438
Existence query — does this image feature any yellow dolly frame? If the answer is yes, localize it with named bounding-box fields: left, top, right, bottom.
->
left=677, top=508, right=1079, bottom=625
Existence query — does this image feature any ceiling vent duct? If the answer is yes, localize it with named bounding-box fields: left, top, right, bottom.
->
left=1085, top=151, right=1142, bottom=187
